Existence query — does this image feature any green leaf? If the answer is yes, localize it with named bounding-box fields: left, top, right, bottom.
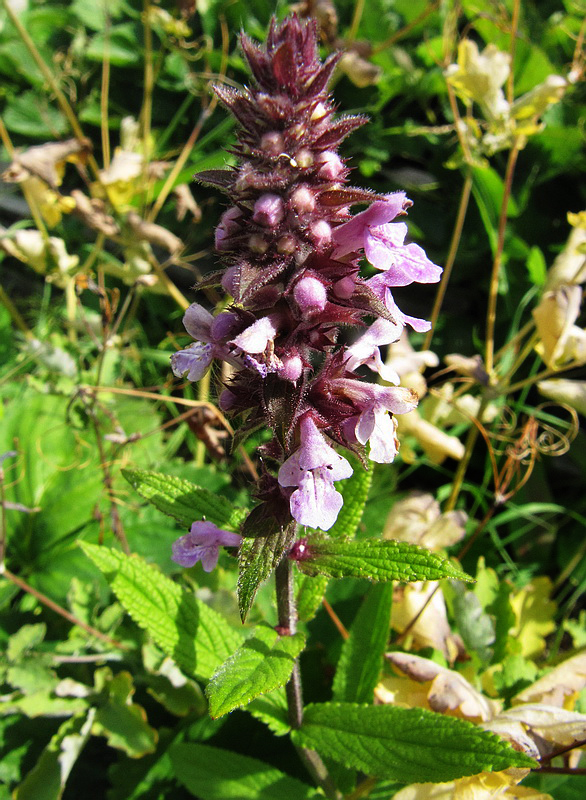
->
left=85, top=24, right=141, bottom=67
left=3, top=91, right=68, bottom=138
left=92, top=669, right=157, bottom=757
left=237, top=523, right=295, bottom=621
left=296, top=574, right=329, bottom=623
left=206, top=623, right=305, bottom=718
left=122, top=468, right=246, bottom=531
left=452, top=583, right=496, bottom=664
left=526, top=246, right=547, bottom=286
left=170, top=742, right=318, bottom=800
left=333, top=583, right=392, bottom=704
left=293, top=703, right=536, bottom=783
left=296, top=537, right=472, bottom=582
left=247, top=688, right=290, bottom=736
left=14, top=713, right=93, bottom=800
left=80, top=543, right=242, bottom=680
left=471, top=165, right=519, bottom=254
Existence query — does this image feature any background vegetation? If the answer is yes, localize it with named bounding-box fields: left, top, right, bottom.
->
left=0, top=0, right=585, bottom=798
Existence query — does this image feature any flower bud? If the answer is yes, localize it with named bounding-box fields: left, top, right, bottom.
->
left=277, top=233, right=297, bottom=255
left=249, top=234, right=269, bottom=254
left=278, top=354, right=303, bottom=381
left=311, top=102, right=328, bottom=121
left=215, top=207, right=241, bottom=251
left=219, top=389, right=237, bottom=412
left=310, top=219, right=332, bottom=249
left=295, top=148, right=314, bottom=168
left=253, top=193, right=285, bottom=227
left=316, top=151, right=344, bottom=180
left=260, top=131, right=284, bottom=155
left=333, top=276, right=355, bottom=299
left=221, top=265, right=239, bottom=296
left=289, top=185, right=315, bottom=214
left=294, top=276, right=327, bottom=314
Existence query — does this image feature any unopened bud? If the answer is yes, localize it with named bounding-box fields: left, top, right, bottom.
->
left=221, top=265, right=239, bottom=296
left=295, top=148, right=314, bottom=168
left=289, top=185, right=315, bottom=213
left=316, top=151, right=344, bottom=180
left=333, top=276, right=355, bottom=299
left=260, top=131, right=284, bottom=155
left=278, top=354, right=303, bottom=382
left=253, top=193, right=285, bottom=227
left=310, top=219, right=332, bottom=248
left=294, top=276, right=327, bottom=314
left=215, top=207, right=241, bottom=251
left=249, top=234, right=269, bottom=254
left=277, top=233, right=297, bottom=255
left=219, top=389, right=237, bottom=412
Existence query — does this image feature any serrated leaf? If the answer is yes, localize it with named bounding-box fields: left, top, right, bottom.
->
left=80, top=543, right=242, bottom=680
left=122, top=468, right=247, bottom=531
left=206, top=623, right=305, bottom=718
left=293, top=703, right=536, bottom=783
left=247, top=688, right=290, bottom=736
left=296, top=574, right=329, bottom=623
left=170, top=742, right=318, bottom=800
left=333, top=583, right=392, bottom=703
left=238, top=523, right=295, bottom=621
left=92, top=669, right=157, bottom=757
left=296, top=538, right=472, bottom=582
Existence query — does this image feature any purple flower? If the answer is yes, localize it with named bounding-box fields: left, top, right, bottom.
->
left=278, top=414, right=353, bottom=531
left=171, top=303, right=239, bottom=382
left=334, top=379, right=418, bottom=463
left=331, top=193, right=442, bottom=331
left=345, top=318, right=403, bottom=382
left=172, top=521, right=242, bottom=572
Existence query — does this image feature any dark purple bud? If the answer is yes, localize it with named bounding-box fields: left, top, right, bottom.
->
left=221, top=265, right=239, bottom=296
left=219, top=388, right=237, bottom=412
left=253, top=193, right=285, bottom=227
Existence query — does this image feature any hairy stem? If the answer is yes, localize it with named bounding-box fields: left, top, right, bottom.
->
left=275, top=558, right=340, bottom=800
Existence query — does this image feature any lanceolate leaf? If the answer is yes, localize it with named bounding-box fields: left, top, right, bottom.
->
left=122, top=468, right=247, bottom=531
left=296, top=538, right=472, bottom=583
left=206, top=623, right=305, bottom=718
left=170, top=742, right=318, bottom=800
left=80, top=543, right=242, bottom=680
left=332, top=583, right=393, bottom=704
left=296, top=574, right=329, bottom=623
left=292, top=703, right=536, bottom=784
left=238, top=523, right=296, bottom=621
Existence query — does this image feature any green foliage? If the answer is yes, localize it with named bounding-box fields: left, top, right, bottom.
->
left=80, top=543, right=242, bottom=680
left=332, top=583, right=393, bottom=704
left=293, top=703, right=536, bottom=783
left=296, top=537, right=472, bottom=582
left=237, top=524, right=295, bottom=621
left=170, top=742, right=318, bottom=799
left=206, top=623, right=305, bottom=718
left=122, top=468, right=248, bottom=531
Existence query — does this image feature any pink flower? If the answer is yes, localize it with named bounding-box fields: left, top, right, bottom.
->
left=278, top=415, right=353, bottom=531
left=171, top=303, right=239, bottom=382
left=332, top=193, right=442, bottom=331
left=172, top=521, right=242, bottom=572
left=345, top=318, right=403, bottom=382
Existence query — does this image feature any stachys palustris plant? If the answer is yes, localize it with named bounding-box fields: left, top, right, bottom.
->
left=170, top=15, right=441, bottom=583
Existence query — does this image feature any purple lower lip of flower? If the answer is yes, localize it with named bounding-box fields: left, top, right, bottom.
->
left=172, top=521, right=242, bottom=572
left=331, top=192, right=408, bottom=259
left=278, top=415, right=353, bottom=531
left=171, top=342, right=214, bottom=382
